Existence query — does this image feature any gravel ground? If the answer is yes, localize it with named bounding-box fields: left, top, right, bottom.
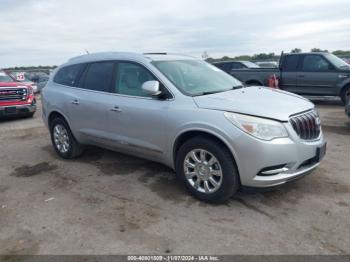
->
left=0, top=96, right=349, bottom=255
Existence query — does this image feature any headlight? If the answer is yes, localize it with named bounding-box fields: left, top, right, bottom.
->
left=224, top=112, right=288, bottom=141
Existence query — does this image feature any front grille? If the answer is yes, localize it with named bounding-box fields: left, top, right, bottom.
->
left=290, top=110, right=321, bottom=140
left=0, top=88, right=27, bottom=102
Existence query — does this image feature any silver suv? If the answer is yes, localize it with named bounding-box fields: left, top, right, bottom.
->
left=42, top=52, right=326, bottom=203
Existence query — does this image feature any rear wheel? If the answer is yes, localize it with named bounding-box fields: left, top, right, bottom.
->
left=175, top=137, right=240, bottom=203
left=50, top=118, right=83, bottom=159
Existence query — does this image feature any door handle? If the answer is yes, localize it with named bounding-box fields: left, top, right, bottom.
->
left=71, top=99, right=80, bottom=105
left=110, top=106, right=122, bottom=112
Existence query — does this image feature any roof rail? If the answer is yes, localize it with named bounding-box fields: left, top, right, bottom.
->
left=143, top=52, right=167, bottom=55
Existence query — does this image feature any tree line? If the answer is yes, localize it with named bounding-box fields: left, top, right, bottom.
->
left=205, top=48, right=350, bottom=63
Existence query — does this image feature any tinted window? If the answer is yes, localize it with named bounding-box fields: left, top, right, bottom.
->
left=54, top=63, right=85, bottom=86
left=302, top=55, right=331, bottom=72
left=83, top=62, right=114, bottom=92
left=282, top=55, right=299, bottom=72
left=214, top=63, right=230, bottom=72
left=115, top=62, right=155, bottom=97
left=231, top=62, right=245, bottom=69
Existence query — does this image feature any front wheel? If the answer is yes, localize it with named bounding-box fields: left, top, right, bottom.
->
left=341, top=86, right=350, bottom=105
left=175, top=137, right=240, bottom=203
left=50, top=118, right=83, bottom=159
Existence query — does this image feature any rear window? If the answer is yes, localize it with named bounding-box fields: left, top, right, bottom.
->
left=54, top=63, right=86, bottom=87
left=281, top=55, right=299, bottom=72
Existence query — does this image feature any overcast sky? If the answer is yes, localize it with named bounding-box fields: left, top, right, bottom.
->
left=1, top=0, right=349, bottom=67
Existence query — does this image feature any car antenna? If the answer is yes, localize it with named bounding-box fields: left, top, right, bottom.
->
left=85, top=49, right=90, bottom=55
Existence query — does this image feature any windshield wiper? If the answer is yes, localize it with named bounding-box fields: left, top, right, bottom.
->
left=194, top=90, right=223, bottom=96
left=194, top=85, right=243, bottom=96
left=232, top=85, right=244, bottom=90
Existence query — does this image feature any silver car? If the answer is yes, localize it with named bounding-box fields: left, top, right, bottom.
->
left=42, top=52, right=326, bottom=203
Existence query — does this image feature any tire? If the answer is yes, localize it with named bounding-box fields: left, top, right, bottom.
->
left=26, top=112, right=35, bottom=118
left=50, top=117, right=83, bottom=159
left=340, top=86, right=350, bottom=105
left=175, top=136, right=240, bottom=203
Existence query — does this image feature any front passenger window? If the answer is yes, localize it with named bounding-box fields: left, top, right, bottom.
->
left=302, top=55, right=331, bottom=72
left=115, top=62, right=156, bottom=97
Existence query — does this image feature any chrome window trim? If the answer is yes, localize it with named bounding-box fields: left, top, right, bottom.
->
left=53, top=58, right=175, bottom=101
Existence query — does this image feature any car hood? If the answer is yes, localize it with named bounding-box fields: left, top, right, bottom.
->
left=193, top=86, right=314, bottom=121
left=0, top=82, right=29, bottom=88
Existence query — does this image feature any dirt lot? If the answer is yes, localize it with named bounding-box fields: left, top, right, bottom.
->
left=0, top=96, right=349, bottom=255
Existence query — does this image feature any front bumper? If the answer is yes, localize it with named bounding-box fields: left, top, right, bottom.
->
left=0, top=103, right=36, bottom=118
left=232, top=122, right=326, bottom=188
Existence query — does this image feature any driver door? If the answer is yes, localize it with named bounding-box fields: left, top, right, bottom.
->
left=106, top=61, right=170, bottom=160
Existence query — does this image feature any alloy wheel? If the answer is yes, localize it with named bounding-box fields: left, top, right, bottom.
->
left=184, top=149, right=223, bottom=194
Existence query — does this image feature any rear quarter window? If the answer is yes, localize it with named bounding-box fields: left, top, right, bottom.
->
left=53, top=63, right=86, bottom=87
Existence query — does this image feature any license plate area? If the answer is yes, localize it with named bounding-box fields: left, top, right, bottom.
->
left=4, top=107, right=17, bottom=114
left=316, top=143, right=327, bottom=162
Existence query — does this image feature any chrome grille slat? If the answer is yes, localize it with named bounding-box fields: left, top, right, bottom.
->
left=290, top=110, right=321, bottom=141
left=0, top=88, right=27, bottom=102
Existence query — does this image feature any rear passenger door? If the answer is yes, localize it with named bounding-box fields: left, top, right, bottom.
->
left=106, top=61, right=170, bottom=160
left=68, top=61, right=115, bottom=144
left=280, top=55, right=299, bottom=93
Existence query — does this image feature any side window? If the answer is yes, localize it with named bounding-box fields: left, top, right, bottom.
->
left=231, top=62, right=244, bottom=69
left=53, top=63, right=85, bottom=86
left=83, top=62, right=114, bottom=92
left=302, top=55, right=331, bottom=72
left=115, top=62, right=156, bottom=97
left=281, top=55, right=299, bottom=72
left=215, top=63, right=230, bottom=72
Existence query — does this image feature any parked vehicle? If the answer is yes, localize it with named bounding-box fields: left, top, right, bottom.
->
left=36, top=75, right=49, bottom=92
left=7, top=71, right=39, bottom=93
left=255, top=61, right=279, bottom=68
left=345, top=90, right=350, bottom=118
left=218, top=53, right=350, bottom=104
left=213, top=60, right=259, bottom=71
left=0, top=71, right=36, bottom=118
left=42, top=52, right=326, bottom=203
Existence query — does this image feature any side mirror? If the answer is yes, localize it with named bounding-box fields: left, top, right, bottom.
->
left=142, top=80, right=161, bottom=96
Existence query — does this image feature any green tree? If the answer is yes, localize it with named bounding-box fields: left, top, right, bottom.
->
left=311, top=48, right=328, bottom=53
left=291, top=48, right=302, bottom=53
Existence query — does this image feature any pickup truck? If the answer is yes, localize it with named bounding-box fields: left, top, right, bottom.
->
left=213, top=52, right=350, bottom=104
left=0, top=70, right=36, bottom=118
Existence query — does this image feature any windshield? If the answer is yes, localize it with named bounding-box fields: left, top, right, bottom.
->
left=0, top=71, right=14, bottom=82
left=152, top=60, right=243, bottom=96
left=242, top=61, right=260, bottom=68
left=325, top=53, right=350, bottom=69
